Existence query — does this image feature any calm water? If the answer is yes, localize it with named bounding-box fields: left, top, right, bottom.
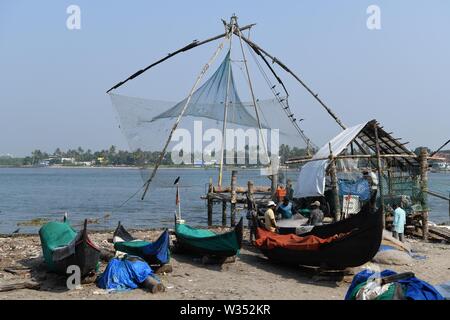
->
left=0, top=168, right=449, bottom=234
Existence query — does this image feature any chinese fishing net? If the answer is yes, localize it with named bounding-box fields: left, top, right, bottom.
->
left=109, top=49, right=311, bottom=183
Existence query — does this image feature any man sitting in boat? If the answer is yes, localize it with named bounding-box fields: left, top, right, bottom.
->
left=276, top=197, right=293, bottom=220
left=264, top=201, right=278, bottom=232
left=307, top=201, right=324, bottom=226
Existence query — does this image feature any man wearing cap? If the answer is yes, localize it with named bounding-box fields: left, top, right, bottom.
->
left=308, top=201, right=324, bottom=226
left=264, top=201, right=278, bottom=232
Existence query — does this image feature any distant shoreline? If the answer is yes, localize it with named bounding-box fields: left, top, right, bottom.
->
left=0, top=165, right=298, bottom=171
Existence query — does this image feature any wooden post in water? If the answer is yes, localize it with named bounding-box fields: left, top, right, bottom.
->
left=230, top=170, right=238, bottom=227
left=329, top=143, right=341, bottom=221
left=271, top=172, right=278, bottom=201
left=373, top=123, right=386, bottom=227
left=222, top=200, right=227, bottom=227
left=419, top=148, right=429, bottom=240
left=247, top=180, right=254, bottom=199
left=207, top=177, right=213, bottom=227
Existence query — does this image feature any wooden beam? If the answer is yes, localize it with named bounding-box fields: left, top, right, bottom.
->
left=419, top=148, right=429, bottom=240
left=374, top=123, right=386, bottom=226
left=107, top=23, right=256, bottom=93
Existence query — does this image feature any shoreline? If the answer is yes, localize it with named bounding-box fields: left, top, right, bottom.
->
left=0, top=228, right=449, bottom=300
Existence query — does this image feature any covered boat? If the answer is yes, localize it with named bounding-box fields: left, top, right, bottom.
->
left=39, top=218, right=100, bottom=277
left=254, top=204, right=383, bottom=269
left=113, top=222, right=170, bottom=266
left=174, top=217, right=243, bottom=258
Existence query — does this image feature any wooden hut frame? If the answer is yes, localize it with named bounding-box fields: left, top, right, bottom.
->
left=287, top=119, right=431, bottom=239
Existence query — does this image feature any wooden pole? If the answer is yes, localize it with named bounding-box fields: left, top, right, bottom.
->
left=222, top=200, right=227, bottom=227
left=107, top=23, right=256, bottom=93
left=230, top=170, right=238, bottom=227
left=237, top=33, right=347, bottom=130
left=329, top=143, right=341, bottom=221
left=373, top=123, right=385, bottom=227
left=419, top=148, right=429, bottom=240
left=207, top=178, right=213, bottom=226
left=247, top=180, right=254, bottom=198
left=141, top=40, right=226, bottom=200
left=218, top=20, right=235, bottom=187
left=271, top=172, right=278, bottom=201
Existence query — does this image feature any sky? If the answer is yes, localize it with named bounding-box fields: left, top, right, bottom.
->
left=0, top=0, right=449, bottom=157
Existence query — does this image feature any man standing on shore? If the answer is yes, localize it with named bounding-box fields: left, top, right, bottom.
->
left=392, top=203, right=406, bottom=242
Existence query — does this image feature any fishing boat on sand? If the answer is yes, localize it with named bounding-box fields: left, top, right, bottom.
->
left=254, top=202, right=383, bottom=269
left=39, top=218, right=100, bottom=277
left=174, top=216, right=243, bottom=258
left=113, top=222, right=170, bottom=266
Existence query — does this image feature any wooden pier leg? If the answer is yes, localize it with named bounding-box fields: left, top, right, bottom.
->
left=271, top=172, right=278, bottom=201
left=230, top=170, right=237, bottom=227
left=208, top=178, right=213, bottom=227
left=419, top=148, right=429, bottom=240
left=222, top=200, right=227, bottom=227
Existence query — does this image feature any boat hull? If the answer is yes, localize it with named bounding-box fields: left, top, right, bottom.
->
left=113, top=224, right=170, bottom=266
left=255, top=206, right=383, bottom=269
left=39, top=219, right=100, bottom=277
left=175, top=217, right=243, bottom=258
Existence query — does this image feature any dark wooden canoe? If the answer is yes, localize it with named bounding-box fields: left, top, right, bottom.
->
left=174, top=217, right=243, bottom=258
left=40, top=219, right=101, bottom=277
left=254, top=204, right=383, bottom=269
left=113, top=222, right=170, bottom=266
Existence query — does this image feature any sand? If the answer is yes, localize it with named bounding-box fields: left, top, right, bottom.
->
left=0, top=228, right=449, bottom=300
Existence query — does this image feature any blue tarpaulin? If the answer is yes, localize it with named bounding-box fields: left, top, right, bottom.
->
left=345, top=269, right=444, bottom=300
left=338, top=178, right=370, bottom=201
left=97, top=256, right=154, bottom=291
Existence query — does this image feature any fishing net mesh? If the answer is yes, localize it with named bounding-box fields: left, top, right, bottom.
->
left=109, top=50, right=308, bottom=174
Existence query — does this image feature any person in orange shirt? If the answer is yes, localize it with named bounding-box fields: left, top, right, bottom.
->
left=275, top=184, right=286, bottom=203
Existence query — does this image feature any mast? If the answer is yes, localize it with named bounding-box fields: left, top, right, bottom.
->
left=235, top=18, right=270, bottom=166
left=218, top=17, right=235, bottom=187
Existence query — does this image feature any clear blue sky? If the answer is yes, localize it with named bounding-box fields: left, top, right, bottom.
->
left=1, top=0, right=449, bottom=156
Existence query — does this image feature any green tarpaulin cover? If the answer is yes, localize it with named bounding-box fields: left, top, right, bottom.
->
left=39, top=220, right=77, bottom=271
left=175, top=223, right=240, bottom=253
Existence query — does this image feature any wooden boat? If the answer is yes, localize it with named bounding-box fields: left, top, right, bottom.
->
left=39, top=218, right=100, bottom=277
left=174, top=217, right=243, bottom=258
left=254, top=203, right=383, bottom=269
left=113, top=222, right=170, bottom=266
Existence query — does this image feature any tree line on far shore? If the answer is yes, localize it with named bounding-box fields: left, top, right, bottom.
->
left=0, top=145, right=310, bottom=167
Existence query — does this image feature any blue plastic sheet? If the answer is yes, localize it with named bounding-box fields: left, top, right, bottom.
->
left=345, top=269, right=444, bottom=300
left=338, top=178, right=370, bottom=201
left=97, top=256, right=153, bottom=291
left=143, top=229, right=170, bottom=265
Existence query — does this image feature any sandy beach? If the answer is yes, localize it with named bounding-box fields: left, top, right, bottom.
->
left=0, top=227, right=449, bottom=300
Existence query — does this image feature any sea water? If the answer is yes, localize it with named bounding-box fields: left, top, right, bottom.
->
left=0, top=167, right=448, bottom=234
